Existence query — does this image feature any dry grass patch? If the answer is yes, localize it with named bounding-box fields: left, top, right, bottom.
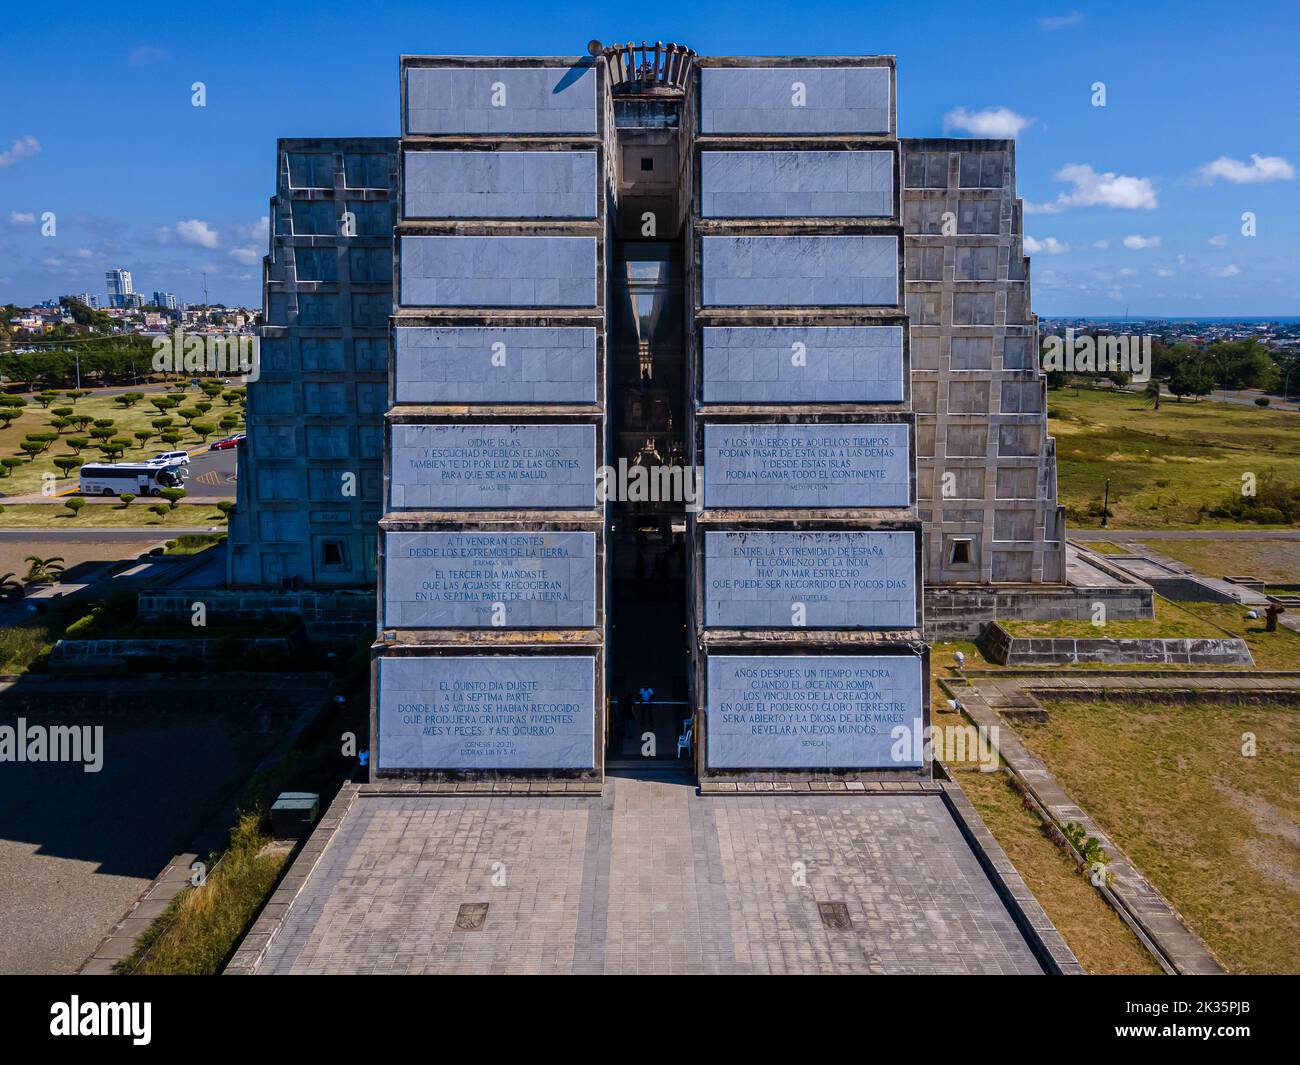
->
left=1008, top=696, right=1300, bottom=974
left=955, top=770, right=1163, bottom=974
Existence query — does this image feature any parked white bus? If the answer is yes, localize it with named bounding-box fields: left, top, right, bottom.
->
left=78, top=462, right=187, bottom=497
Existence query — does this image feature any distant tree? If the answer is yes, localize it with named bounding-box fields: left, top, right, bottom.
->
left=63, top=497, right=86, bottom=519
left=216, top=500, right=235, bottom=521
left=65, top=436, right=91, bottom=454
left=0, top=457, right=23, bottom=477
left=191, top=421, right=215, bottom=442
left=53, top=456, right=82, bottom=477
left=134, top=429, right=154, bottom=447
left=1169, top=359, right=1213, bottom=402
left=159, top=487, right=187, bottom=510
left=118, top=492, right=135, bottom=508
left=148, top=503, right=170, bottom=521
left=113, top=391, right=146, bottom=409
left=35, top=390, right=59, bottom=408
left=160, top=431, right=182, bottom=446
left=51, top=406, right=74, bottom=418
left=1144, top=377, right=1162, bottom=409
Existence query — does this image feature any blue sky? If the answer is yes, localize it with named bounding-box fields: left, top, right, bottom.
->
left=1, top=0, right=1296, bottom=314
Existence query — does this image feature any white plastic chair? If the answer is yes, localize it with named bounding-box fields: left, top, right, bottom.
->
left=676, top=719, right=693, bottom=759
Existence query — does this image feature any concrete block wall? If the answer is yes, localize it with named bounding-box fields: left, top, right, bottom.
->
left=228, top=137, right=397, bottom=588
left=687, top=56, right=929, bottom=783
left=375, top=56, right=610, bottom=781
left=901, top=138, right=1066, bottom=585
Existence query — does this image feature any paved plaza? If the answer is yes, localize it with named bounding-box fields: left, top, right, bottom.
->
left=251, top=770, right=1048, bottom=975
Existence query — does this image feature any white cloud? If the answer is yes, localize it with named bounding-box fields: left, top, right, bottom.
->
left=1024, top=235, right=1068, bottom=255
left=237, top=216, right=270, bottom=241
left=1123, top=234, right=1161, bottom=250
left=1199, top=154, right=1294, bottom=184
left=1035, top=163, right=1158, bottom=212
left=1213, top=264, right=1241, bottom=277
left=1155, top=268, right=1176, bottom=277
left=9, top=211, right=36, bottom=225
left=1023, top=200, right=1061, bottom=215
left=1207, top=234, right=1228, bottom=247
left=943, top=106, right=1033, bottom=139
left=0, top=136, right=41, bottom=168
left=1118, top=267, right=1136, bottom=276
left=1091, top=239, right=1109, bottom=249
left=1039, top=11, right=1084, bottom=29
left=170, top=219, right=219, bottom=248
left=71, top=248, right=97, bottom=259
left=230, top=246, right=261, bottom=266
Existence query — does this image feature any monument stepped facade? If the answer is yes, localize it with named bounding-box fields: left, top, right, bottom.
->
left=227, top=47, right=1082, bottom=783
left=902, top=138, right=1066, bottom=585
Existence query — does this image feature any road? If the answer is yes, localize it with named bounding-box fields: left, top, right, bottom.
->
left=1154, top=386, right=1300, bottom=412
left=0, top=444, right=236, bottom=504
left=1073, top=529, right=1300, bottom=540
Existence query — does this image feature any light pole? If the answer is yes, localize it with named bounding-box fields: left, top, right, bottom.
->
left=1101, top=478, right=1111, bottom=529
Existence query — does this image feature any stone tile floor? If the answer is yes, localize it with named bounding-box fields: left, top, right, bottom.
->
left=254, top=769, right=1044, bottom=975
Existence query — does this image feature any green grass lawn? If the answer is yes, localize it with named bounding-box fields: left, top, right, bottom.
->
left=1173, top=600, right=1300, bottom=670
left=0, top=502, right=226, bottom=528
left=0, top=386, right=243, bottom=497
left=1074, top=539, right=1133, bottom=556
left=1001, top=595, right=1229, bottom=640
left=1049, top=386, right=1300, bottom=529
left=1007, top=696, right=1300, bottom=974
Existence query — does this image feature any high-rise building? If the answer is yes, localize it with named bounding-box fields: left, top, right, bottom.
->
left=105, top=268, right=133, bottom=308
left=227, top=138, right=398, bottom=588
left=74, top=292, right=98, bottom=308
left=152, top=291, right=178, bottom=311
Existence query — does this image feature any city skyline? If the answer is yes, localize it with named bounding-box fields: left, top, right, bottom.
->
left=1, top=1, right=1297, bottom=313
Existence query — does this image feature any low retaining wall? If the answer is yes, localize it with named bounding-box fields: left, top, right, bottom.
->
left=137, top=589, right=375, bottom=644
left=50, top=626, right=307, bottom=671
left=979, top=621, right=1253, bottom=667
left=926, top=584, right=1154, bottom=641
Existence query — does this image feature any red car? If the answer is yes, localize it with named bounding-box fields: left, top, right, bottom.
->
left=210, top=433, right=245, bottom=451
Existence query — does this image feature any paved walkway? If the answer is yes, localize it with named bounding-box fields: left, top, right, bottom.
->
left=941, top=671, right=1299, bottom=974
left=235, top=771, right=1067, bottom=975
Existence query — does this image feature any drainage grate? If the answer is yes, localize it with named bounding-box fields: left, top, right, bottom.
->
left=817, top=901, right=852, bottom=930
left=455, top=903, right=489, bottom=931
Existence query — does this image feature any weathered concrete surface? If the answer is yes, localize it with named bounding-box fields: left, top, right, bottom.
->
left=241, top=772, right=1061, bottom=975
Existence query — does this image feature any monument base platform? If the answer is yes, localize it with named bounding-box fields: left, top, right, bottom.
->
left=229, top=771, right=1081, bottom=975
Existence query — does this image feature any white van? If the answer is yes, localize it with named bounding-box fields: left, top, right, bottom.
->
left=149, top=450, right=190, bottom=467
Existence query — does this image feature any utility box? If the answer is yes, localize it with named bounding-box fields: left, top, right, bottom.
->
left=270, top=792, right=320, bottom=840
